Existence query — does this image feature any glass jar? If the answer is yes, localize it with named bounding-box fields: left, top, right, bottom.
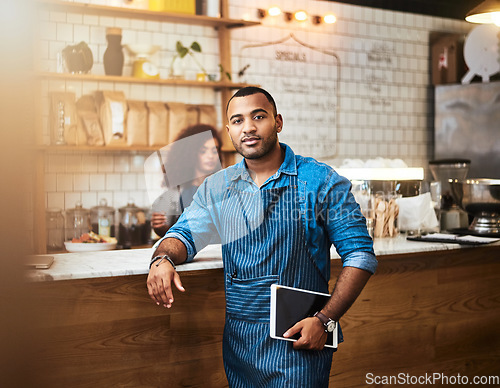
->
left=373, top=192, right=400, bottom=238
left=91, top=198, right=115, bottom=238
left=65, top=202, right=91, bottom=241
left=351, top=180, right=374, bottom=231
left=46, top=208, right=64, bottom=251
left=143, top=207, right=153, bottom=245
left=118, top=200, right=147, bottom=249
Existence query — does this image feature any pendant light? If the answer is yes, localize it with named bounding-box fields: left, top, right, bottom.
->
left=465, top=0, right=500, bottom=26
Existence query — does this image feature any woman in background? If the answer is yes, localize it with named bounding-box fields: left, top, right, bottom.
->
left=151, top=124, right=222, bottom=237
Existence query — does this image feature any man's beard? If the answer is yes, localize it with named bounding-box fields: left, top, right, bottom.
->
left=232, top=127, right=279, bottom=160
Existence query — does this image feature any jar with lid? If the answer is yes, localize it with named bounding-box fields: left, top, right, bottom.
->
left=351, top=180, right=375, bottom=238
left=46, top=208, right=64, bottom=251
left=143, top=207, right=153, bottom=245
left=91, top=199, right=115, bottom=238
left=118, top=200, right=147, bottom=249
left=65, top=202, right=91, bottom=241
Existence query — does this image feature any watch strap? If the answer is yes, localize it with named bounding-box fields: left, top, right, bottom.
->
left=314, top=311, right=335, bottom=332
left=314, top=311, right=330, bottom=325
left=150, top=254, right=176, bottom=270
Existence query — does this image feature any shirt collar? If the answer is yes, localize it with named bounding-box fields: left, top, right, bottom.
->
left=278, top=143, right=298, bottom=176
left=229, top=142, right=297, bottom=182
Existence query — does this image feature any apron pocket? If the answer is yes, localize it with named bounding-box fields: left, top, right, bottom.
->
left=226, top=274, right=279, bottom=322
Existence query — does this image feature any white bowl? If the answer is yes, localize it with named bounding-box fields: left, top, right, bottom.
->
left=64, top=241, right=117, bottom=252
left=124, top=44, right=161, bottom=57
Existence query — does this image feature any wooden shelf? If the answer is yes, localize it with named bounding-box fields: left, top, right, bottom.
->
left=33, top=0, right=246, bottom=253
left=37, top=0, right=260, bottom=29
left=36, top=144, right=236, bottom=152
left=37, top=72, right=254, bottom=89
left=36, top=145, right=156, bottom=152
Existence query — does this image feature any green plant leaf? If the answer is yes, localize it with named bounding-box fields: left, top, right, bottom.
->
left=178, top=47, right=188, bottom=58
left=218, top=64, right=232, bottom=81
left=176, top=41, right=184, bottom=53
left=191, top=41, right=202, bottom=53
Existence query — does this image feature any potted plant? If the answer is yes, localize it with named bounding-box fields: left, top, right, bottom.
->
left=218, top=64, right=232, bottom=81
left=169, top=41, right=207, bottom=79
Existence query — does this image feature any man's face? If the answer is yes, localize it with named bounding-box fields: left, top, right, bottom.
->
left=226, top=93, right=283, bottom=160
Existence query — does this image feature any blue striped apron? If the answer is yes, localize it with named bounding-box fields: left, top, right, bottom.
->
left=219, top=174, right=335, bottom=387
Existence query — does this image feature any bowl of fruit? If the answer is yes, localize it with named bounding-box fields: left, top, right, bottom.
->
left=64, top=231, right=118, bottom=252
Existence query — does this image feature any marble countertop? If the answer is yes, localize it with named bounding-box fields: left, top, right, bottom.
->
left=26, top=236, right=496, bottom=282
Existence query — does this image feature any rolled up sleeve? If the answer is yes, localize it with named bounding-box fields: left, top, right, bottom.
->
left=342, top=251, right=378, bottom=274
left=323, top=172, right=378, bottom=274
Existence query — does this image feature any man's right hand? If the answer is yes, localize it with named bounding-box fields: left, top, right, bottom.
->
left=147, top=260, right=185, bottom=308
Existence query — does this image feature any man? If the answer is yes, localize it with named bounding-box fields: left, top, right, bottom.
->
left=147, top=87, right=377, bottom=387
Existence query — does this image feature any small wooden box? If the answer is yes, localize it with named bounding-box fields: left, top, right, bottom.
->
left=430, top=32, right=466, bottom=85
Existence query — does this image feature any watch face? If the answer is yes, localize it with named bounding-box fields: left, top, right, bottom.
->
left=326, top=321, right=336, bottom=332
left=142, top=61, right=159, bottom=76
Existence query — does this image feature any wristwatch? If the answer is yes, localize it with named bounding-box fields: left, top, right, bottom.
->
left=313, top=311, right=336, bottom=333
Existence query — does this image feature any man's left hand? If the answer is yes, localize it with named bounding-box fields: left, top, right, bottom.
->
left=283, top=317, right=327, bottom=350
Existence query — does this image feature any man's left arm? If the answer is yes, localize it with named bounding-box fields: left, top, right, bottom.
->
left=284, top=172, right=376, bottom=350
left=283, top=266, right=371, bottom=350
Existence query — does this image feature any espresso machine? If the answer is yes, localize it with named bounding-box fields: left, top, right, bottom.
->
left=429, top=159, right=470, bottom=230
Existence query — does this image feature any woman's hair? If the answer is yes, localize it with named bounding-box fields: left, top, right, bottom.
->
left=173, top=123, right=222, bottom=146
left=164, top=124, right=222, bottom=187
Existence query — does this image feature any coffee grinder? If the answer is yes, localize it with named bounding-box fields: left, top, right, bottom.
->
left=429, top=159, right=470, bottom=230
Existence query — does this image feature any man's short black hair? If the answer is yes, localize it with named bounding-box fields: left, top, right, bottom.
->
left=226, top=86, right=277, bottom=117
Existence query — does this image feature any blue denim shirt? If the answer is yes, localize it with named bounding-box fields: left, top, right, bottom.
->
left=160, top=143, right=377, bottom=275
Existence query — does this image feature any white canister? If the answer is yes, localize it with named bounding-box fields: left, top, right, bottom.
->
left=206, top=0, right=220, bottom=17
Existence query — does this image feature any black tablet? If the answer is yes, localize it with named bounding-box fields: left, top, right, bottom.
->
left=270, top=284, right=338, bottom=348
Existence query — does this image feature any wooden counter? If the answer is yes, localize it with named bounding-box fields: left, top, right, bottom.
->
left=331, top=244, right=500, bottom=386
left=28, top=244, right=500, bottom=387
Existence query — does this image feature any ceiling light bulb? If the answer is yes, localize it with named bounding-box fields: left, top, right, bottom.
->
left=323, top=13, right=337, bottom=24
left=294, top=10, right=308, bottom=21
left=268, top=6, right=281, bottom=17
left=492, top=11, right=500, bottom=26
left=465, top=0, right=500, bottom=24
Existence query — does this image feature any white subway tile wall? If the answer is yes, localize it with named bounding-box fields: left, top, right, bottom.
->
left=43, top=151, right=151, bottom=212
left=38, top=0, right=472, bottom=215
left=228, top=0, right=471, bottom=167
left=38, top=0, right=221, bottom=215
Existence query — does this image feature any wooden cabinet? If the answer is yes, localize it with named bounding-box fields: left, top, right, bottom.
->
left=27, top=245, right=500, bottom=386
left=33, top=0, right=259, bottom=253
